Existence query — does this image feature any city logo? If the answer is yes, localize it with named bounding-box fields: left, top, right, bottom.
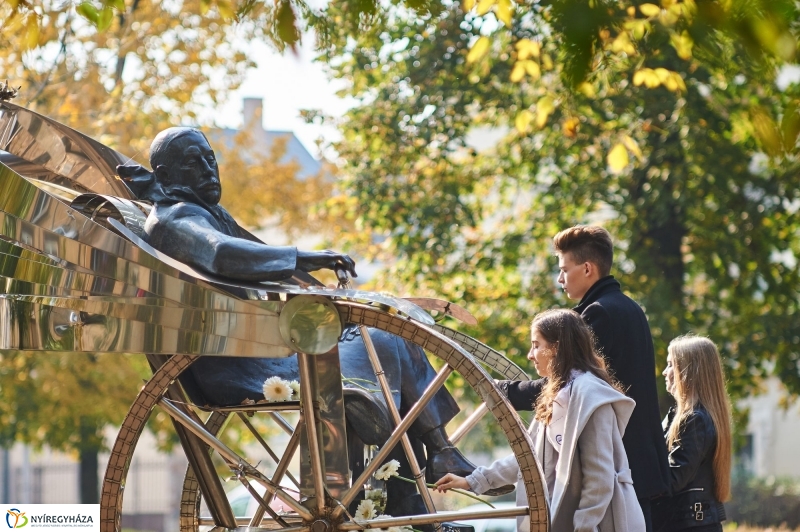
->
left=6, top=509, right=28, bottom=529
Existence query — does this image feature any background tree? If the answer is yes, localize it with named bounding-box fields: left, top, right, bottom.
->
left=312, top=0, right=800, bottom=435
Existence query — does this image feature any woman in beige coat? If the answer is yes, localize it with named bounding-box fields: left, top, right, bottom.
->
left=435, top=309, right=645, bottom=532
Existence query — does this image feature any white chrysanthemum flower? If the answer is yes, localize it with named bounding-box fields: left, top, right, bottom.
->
left=355, top=499, right=377, bottom=520
left=288, top=380, right=300, bottom=396
left=263, top=376, right=293, bottom=402
left=374, top=459, right=400, bottom=481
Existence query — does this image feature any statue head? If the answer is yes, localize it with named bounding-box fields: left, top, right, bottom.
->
left=149, top=127, right=221, bottom=205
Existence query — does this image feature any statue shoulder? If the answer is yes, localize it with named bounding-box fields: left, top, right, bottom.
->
left=144, top=201, right=220, bottom=239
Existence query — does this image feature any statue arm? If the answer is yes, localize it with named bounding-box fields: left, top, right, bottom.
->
left=158, top=214, right=298, bottom=282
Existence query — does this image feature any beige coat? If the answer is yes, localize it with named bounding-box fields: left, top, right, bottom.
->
left=467, top=372, right=645, bottom=532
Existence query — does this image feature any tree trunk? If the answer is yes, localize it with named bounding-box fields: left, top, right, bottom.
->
left=79, top=419, right=100, bottom=504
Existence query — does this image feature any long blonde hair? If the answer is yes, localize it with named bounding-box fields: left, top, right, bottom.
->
left=666, top=335, right=732, bottom=501
left=532, top=309, right=621, bottom=423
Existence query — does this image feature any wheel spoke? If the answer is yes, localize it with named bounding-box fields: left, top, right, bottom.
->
left=237, top=412, right=302, bottom=489
left=450, top=403, right=489, bottom=446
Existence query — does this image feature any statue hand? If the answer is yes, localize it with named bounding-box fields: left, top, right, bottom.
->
left=296, top=250, right=358, bottom=278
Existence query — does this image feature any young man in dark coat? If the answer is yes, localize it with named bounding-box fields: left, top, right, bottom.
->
left=499, top=225, right=670, bottom=532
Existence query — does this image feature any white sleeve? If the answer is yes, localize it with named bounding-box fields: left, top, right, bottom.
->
left=465, top=453, right=519, bottom=495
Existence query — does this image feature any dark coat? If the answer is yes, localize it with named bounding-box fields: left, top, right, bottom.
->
left=651, top=405, right=727, bottom=531
left=499, top=276, right=671, bottom=499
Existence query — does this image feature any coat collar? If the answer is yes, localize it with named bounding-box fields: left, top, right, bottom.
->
left=573, top=276, right=621, bottom=314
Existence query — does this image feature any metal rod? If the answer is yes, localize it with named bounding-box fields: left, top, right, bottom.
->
left=269, top=411, right=297, bottom=435
left=237, top=412, right=301, bottom=488
left=158, top=397, right=313, bottom=521
left=359, top=326, right=438, bottom=517
left=338, top=506, right=530, bottom=530
left=198, top=402, right=301, bottom=413
left=237, top=470, right=289, bottom=527
left=297, top=352, right=327, bottom=515
left=336, top=364, right=453, bottom=514
left=251, top=420, right=303, bottom=526
left=450, top=403, right=489, bottom=446
left=198, top=517, right=308, bottom=532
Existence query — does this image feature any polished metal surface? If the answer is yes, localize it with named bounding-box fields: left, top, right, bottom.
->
left=0, top=102, right=135, bottom=198
left=297, top=349, right=350, bottom=501
left=279, top=296, right=342, bottom=355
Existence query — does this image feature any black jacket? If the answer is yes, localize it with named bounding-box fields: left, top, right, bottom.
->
left=499, top=276, right=671, bottom=499
left=652, top=405, right=727, bottom=531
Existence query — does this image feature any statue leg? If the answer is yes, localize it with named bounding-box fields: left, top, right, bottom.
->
left=339, top=327, right=477, bottom=483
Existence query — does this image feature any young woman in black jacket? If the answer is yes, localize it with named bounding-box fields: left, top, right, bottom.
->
left=653, top=336, right=732, bottom=532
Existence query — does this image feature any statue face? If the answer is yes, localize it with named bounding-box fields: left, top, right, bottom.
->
left=156, top=130, right=221, bottom=205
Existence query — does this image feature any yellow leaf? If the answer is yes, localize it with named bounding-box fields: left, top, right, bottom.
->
left=200, top=0, right=212, bottom=14
left=535, top=96, right=555, bottom=128
left=541, top=54, right=553, bottom=70
left=525, top=61, right=541, bottom=79
left=611, top=32, right=636, bottom=55
left=654, top=67, right=671, bottom=82
left=466, top=36, right=491, bottom=64
left=577, top=82, right=596, bottom=98
left=621, top=135, right=643, bottom=160
left=607, top=143, right=629, bottom=173
left=659, top=6, right=680, bottom=25
left=563, top=117, right=580, bottom=138
left=515, top=38, right=541, bottom=60
left=463, top=0, right=477, bottom=11
left=510, top=61, right=526, bottom=82
left=216, top=0, right=235, bottom=19
left=751, top=108, right=783, bottom=157
left=624, top=19, right=651, bottom=40
left=670, top=30, right=694, bottom=60
left=639, top=3, right=661, bottom=17
left=24, top=13, right=39, bottom=50
left=476, top=0, right=495, bottom=16
left=633, top=68, right=661, bottom=88
left=515, top=110, right=534, bottom=133
left=496, top=0, right=513, bottom=26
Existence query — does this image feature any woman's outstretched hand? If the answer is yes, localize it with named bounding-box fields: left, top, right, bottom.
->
left=434, top=473, right=470, bottom=493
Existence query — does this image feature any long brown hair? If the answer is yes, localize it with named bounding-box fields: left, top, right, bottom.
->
left=666, top=335, right=732, bottom=502
left=532, top=309, right=621, bottom=423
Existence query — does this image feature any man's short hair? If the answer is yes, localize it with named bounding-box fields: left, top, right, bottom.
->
left=553, top=225, right=614, bottom=277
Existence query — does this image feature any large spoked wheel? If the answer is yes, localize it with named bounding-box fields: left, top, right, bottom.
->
left=100, top=302, right=549, bottom=532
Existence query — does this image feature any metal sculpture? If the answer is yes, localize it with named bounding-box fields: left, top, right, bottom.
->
left=0, top=100, right=549, bottom=532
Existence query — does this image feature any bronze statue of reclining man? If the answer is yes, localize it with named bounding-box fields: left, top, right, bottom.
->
left=117, top=127, right=476, bottom=515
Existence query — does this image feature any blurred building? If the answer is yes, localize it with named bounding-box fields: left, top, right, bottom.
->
left=738, top=377, right=800, bottom=478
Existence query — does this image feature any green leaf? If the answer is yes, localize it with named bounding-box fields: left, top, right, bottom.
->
left=76, top=2, right=99, bottom=24
left=781, top=103, right=800, bottom=153
left=97, top=6, right=114, bottom=31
